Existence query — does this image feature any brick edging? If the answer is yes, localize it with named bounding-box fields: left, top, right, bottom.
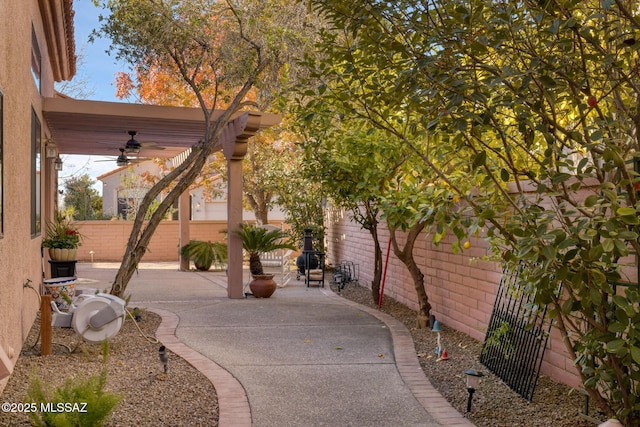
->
left=320, top=289, right=475, bottom=427
left=149, top=308, right=252, bottom=427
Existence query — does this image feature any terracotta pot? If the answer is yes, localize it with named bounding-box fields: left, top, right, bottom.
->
left=249, top=274, right=277, bottom=298
left=49, top=248, right=78, bottom=261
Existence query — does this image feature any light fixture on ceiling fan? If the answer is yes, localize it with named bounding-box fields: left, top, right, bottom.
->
left=94, top=147, right=150, bottom=166
left=116, top=148, right=129, bottom=167
left=125, top=130, right=141, bottom=154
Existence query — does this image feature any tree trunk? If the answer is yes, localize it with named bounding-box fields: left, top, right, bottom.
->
left=249, top=253, right=263, bottom=275
left=254, top=207, right=269, bottom=225
left=111, top=144, right=210, bottom=297
left=246, top=192, right=270, bottom=225
left=389, top=221, right=431, bottom=328
left=109, top=91, right=252, bottom=297
left=356, top=201, right=382, bottom=305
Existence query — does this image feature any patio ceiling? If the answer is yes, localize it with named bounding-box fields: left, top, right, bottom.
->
left=42, top=97, right=280, bottom=160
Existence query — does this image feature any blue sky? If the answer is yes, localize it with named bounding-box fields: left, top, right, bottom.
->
left=59, top=1, right=127, bottom=192
left=72, top=1, right=123, bottom=103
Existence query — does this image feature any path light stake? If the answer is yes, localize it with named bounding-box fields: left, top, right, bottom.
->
left=159, top=345, right=168, bottom=373
left=465, top=369, right=484, bottom=413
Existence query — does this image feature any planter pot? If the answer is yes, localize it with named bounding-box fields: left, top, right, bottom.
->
left=48, top=248, right=78, bottom=261
left=194, top=261, right=212, bottom=271
left=43, top=277, right=76, bottom=310
left=249, top=274, right=277, bottom=298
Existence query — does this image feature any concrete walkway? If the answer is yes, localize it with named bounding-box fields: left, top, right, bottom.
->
left=76, top=263, right=473, bottom=427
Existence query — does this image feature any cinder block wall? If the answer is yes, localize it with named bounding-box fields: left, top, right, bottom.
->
left=74, top=221, right=231, bottom=262
left=325, top=207, right=581, bottom=388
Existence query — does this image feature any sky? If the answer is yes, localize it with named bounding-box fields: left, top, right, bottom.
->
left=59, top=1, right=128, bottom=193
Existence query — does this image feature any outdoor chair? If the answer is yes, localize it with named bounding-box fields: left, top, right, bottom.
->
left=305, top=251, right=325, bottom=288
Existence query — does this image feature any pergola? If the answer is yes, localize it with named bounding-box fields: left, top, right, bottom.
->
left=42, top=96, right=281, bottom=298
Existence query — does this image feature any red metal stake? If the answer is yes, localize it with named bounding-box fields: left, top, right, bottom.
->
left=378, top=238, right=392, bottom=309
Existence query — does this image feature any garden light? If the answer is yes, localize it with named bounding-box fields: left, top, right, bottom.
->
left=465, top=369, right=484, bottom=413
left=159, top=345, right=168, bottom=373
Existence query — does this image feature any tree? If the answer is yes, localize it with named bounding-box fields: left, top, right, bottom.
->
left=290, top=100, right=405, bottom=304
left=62, top=174, right=102, bottom=220
left=111, top=7, right=319, bottom=227
left=306, top=0, right=640, bottom=422
left=55, top=45, right=95, bottom=99
left=94, top=0, right=312, bottom=297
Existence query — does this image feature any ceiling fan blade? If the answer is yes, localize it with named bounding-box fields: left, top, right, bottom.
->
left=140, top=142, right=165, bottom=150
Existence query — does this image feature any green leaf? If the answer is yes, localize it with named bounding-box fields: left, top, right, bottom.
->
left=584, top=195, right=599, bottom=207
left=589, top=287, right=602, bottom=306
left=612, top=295, right=627, bottom=308
left=601, top=238, right=614, bottom=253
left=617, top=207, right=636, bottom=216
left=538, top=75, right=557, bottom=88
left=542, top=245, right=557, bottom=259
left=588, top=245, right=603, bottom=261
left=631, top=346, right=640, bottom=365
left=608, top=322, right=628, bottom=333
left=472, top=151, right=487, bottom=169
left=606, top=339, right=626, bottom=353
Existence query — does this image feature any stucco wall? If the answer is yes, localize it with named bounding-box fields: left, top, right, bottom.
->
left=324, top=207, right=582, bottom=388
left=0, top=0, right=58, bottom=392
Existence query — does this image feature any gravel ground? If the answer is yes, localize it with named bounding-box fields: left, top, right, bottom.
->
left=1, top=283, right=608, bottom=427
left=333, top=282, right=608, bottom=427
left=0, top=310, right=217, bottom=426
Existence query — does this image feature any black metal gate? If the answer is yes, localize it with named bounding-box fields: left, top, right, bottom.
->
left=480, top=264, right=554, bottom=401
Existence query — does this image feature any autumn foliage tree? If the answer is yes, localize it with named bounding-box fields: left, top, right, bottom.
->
left=94, top=0, right=312, bottom=296
left=112, top=12, right=309, bottom=226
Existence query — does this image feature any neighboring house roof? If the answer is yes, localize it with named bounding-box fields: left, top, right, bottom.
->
left=96, top=165, right=134, bottom=181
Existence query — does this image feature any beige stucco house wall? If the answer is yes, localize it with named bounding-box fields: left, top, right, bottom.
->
left=0, top=0, right=75, bottom=392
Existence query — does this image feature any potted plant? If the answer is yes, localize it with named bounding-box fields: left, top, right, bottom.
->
left=180, top=240, right=227, bottom=271
left=42, top=213, right=83, bottom=261
left=234, top=224, right=295, bottom=297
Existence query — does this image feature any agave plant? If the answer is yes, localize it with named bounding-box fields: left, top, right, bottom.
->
left=234, top=224, right=295, bottom=275
left=180, top=240, right=227, bottom=271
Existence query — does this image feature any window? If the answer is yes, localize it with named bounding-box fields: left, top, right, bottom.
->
left=31, top=108, right=41, bottom=236
left=31, top=27, right=41, bottom=93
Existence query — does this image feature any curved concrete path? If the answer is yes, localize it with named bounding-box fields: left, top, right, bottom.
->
left=76, top=263, right=473, bottom=427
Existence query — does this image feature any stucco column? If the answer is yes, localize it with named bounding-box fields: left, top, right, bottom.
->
left=178, top=191, right=191, bottom=271
left=223, top=113, right=264, bottom=298
left=226, top=156, right=245, bottom=298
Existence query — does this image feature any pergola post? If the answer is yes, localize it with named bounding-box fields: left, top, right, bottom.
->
left=178, top=191, right=191, bottom=271
left=223, top=113, right=263, bottom=299
left=226, top=155, right=245, bottom=298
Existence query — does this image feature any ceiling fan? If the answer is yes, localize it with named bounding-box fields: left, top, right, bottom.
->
left=125, top=130, right=165, bottom=154
left=94, top=148, right=149, bottom=167
left=95, top=131, right=166, bottom=154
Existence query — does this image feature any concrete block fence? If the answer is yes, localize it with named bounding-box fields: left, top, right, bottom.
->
left=324, top=207, right=582, bottom=388
left=74, top=220, right=245, bottom=262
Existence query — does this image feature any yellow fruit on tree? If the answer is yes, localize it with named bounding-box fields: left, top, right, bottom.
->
left=463, top=241, right=471, bottom=249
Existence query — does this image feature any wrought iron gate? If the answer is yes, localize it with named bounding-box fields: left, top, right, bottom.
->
left=480, top=264, right=554, bottom=401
